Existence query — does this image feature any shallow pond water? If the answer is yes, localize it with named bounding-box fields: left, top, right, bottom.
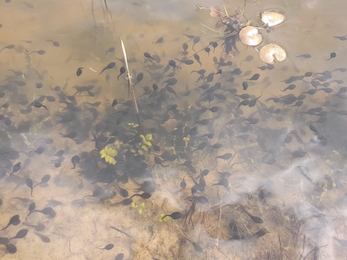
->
left=1, top=0, right=347, bottom=259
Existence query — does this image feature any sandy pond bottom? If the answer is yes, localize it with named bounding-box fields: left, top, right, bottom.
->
left=1, top=0, right=347, bottom=259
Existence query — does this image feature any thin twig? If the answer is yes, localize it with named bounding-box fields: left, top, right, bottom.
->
left=299, top=235, right=306, bottom=260
left=120, top=39, right=142, bottom=131
left=110, top=225, right=133, bottom=239
left=120, top=39, right=140, bottom=115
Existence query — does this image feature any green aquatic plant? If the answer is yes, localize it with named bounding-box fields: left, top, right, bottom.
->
left=131, top=201, right=145, bottom=215
left=130, top=133, right=153, bottom=156
left=100, top=146, right=117, bottom=165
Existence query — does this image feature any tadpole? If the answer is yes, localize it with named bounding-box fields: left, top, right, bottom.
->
left=248, top=73, right=260, bottom=81
left=129, top=192, right=151, bottom=199
left=33, top=174, right=51, bottom=188
left=115, top=253, right=125, bottom=260
left=1, top=215, right=20, bottom=230
left=34, top=232, right=50, bottom=243
left=10, top=229, right=28, bottom=240
left=326, top=52, right=336, bottom=60
left=26, top=178, right=34, bottom=197
left=193, top=54, right=202, bottom=66
left=98, top=243, right=114, bottom=250
left=161, top=212, right=182, bottom=220
left=105, top=47, right=115, bottom=55
left=30, top=50, right=45, bottom=55
left=0, top=44, right=15, bottom=52
left=186, top=239, right=203, bottom=253
left=241, top=206, right=264, bottom=224
left=100, top=62, right=116, bottom=74
left=117, top=66, right=126, bottom=80
left=212, top=178, right=229, bottom=189
left=27, top=207, right=53, bottom=219
left=216, top=153, right=233, bottom=160
left=6, top=244, right=17, bottom=254
left=47, top=40, right=60, bottom=47
left=116, top=183, right=129, bottom=198
left=186, top=195, right=208, bottom=204
left=153, top=37, right=164, bottom=44
left=144, top=52, right=156, bottom=61
left=192, top=36, right=200, bottom=51
left=71, top=155, right=80, bottom=169
left=134, top=72, right=144, bottom=86
left=9, top=162, right=21, bottom=178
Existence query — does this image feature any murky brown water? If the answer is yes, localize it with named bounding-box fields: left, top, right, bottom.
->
left=1, top=0, right=347, bottom=259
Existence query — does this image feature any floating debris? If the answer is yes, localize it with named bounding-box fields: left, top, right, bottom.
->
left=259, top=43, right=287, bottom=64
left=260, top=11, right=285, bottom=27
left=239, top=26, right=263, bottom=46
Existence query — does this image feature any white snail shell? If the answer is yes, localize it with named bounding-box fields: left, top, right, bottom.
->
left=260, top=11, right=285, bottom=27
left=259, top=44, right=287, bottom=64
left=239, top=26, right=263, bottom=46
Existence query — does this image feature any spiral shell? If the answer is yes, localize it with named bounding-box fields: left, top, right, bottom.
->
left=260, top=11, right=285, bottom=27
left=239, top=26, right=263, bottom=47
left=259, top=44, right=287, bottom=64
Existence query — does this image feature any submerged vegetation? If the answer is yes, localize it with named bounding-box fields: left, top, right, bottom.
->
left=197, top=2, right=287, bottom=63
left=0, top=0, right=346, bottom=259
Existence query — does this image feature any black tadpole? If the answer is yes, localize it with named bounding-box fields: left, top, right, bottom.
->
left=116, top=183, right=129, bottom=198
left=34, top=232, right=50, bottom=243
left=6, top=244, right=17, bottom=254
left=10, top=229, right=28, bottom=240
left=47, top=40, right=60, bottom=47
left=9, top=162, right=21, bottom=178
left=1, top=215, right=20, bottom=230
left=242, top=81, right=248, bottom=90
left=32, top=101, right=48, bottom=110
left=129, top=192, right=151, bottom=199
left=241, top=206, right=264, bottom=224
left=248, top=73, right=260, bottom=81
left=113, top=198, right=132, bottom=206
left=186, top=195, right=208, bottom=204
left=26, top=207, right=54, bottom=220
left=105, top=47, right=115, bottom=55
left=26, top=178, right=34, bottom=197
left=71, top=155, right=80, bottom=169
left=111, top=99, right=118, bottom=107
left=216, top=153, right=233, bottom=160
left=144, top=52, right=156, bottom=61
left=30, top=50, right=45, bottom=55
left=212, top=178, right=229, bottom=189
left=100, top=62, right=116, bottom=74
left=193, top=53, right=202, bottom=66
left=326, top=52, right=336, bottom=60
left=33, top=174, right=51, bottom=188
left=153, top=37, right=164, bottom=44
left=98, top=243, right=114, bottom=250
left=161, top=212, right=182, bottom=220
left=134, top=72, right=144, bottom=86
left=0, top=44, right=15, bottom=52
left=115, top=253, right=125, bottom=260
left=185, top=238, right=203, bottom=253
left=117, top=66, right=126, bottom=80
left=76, top=67, right=83, bottom=76
left=334, top=35, right=347, bottom=41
